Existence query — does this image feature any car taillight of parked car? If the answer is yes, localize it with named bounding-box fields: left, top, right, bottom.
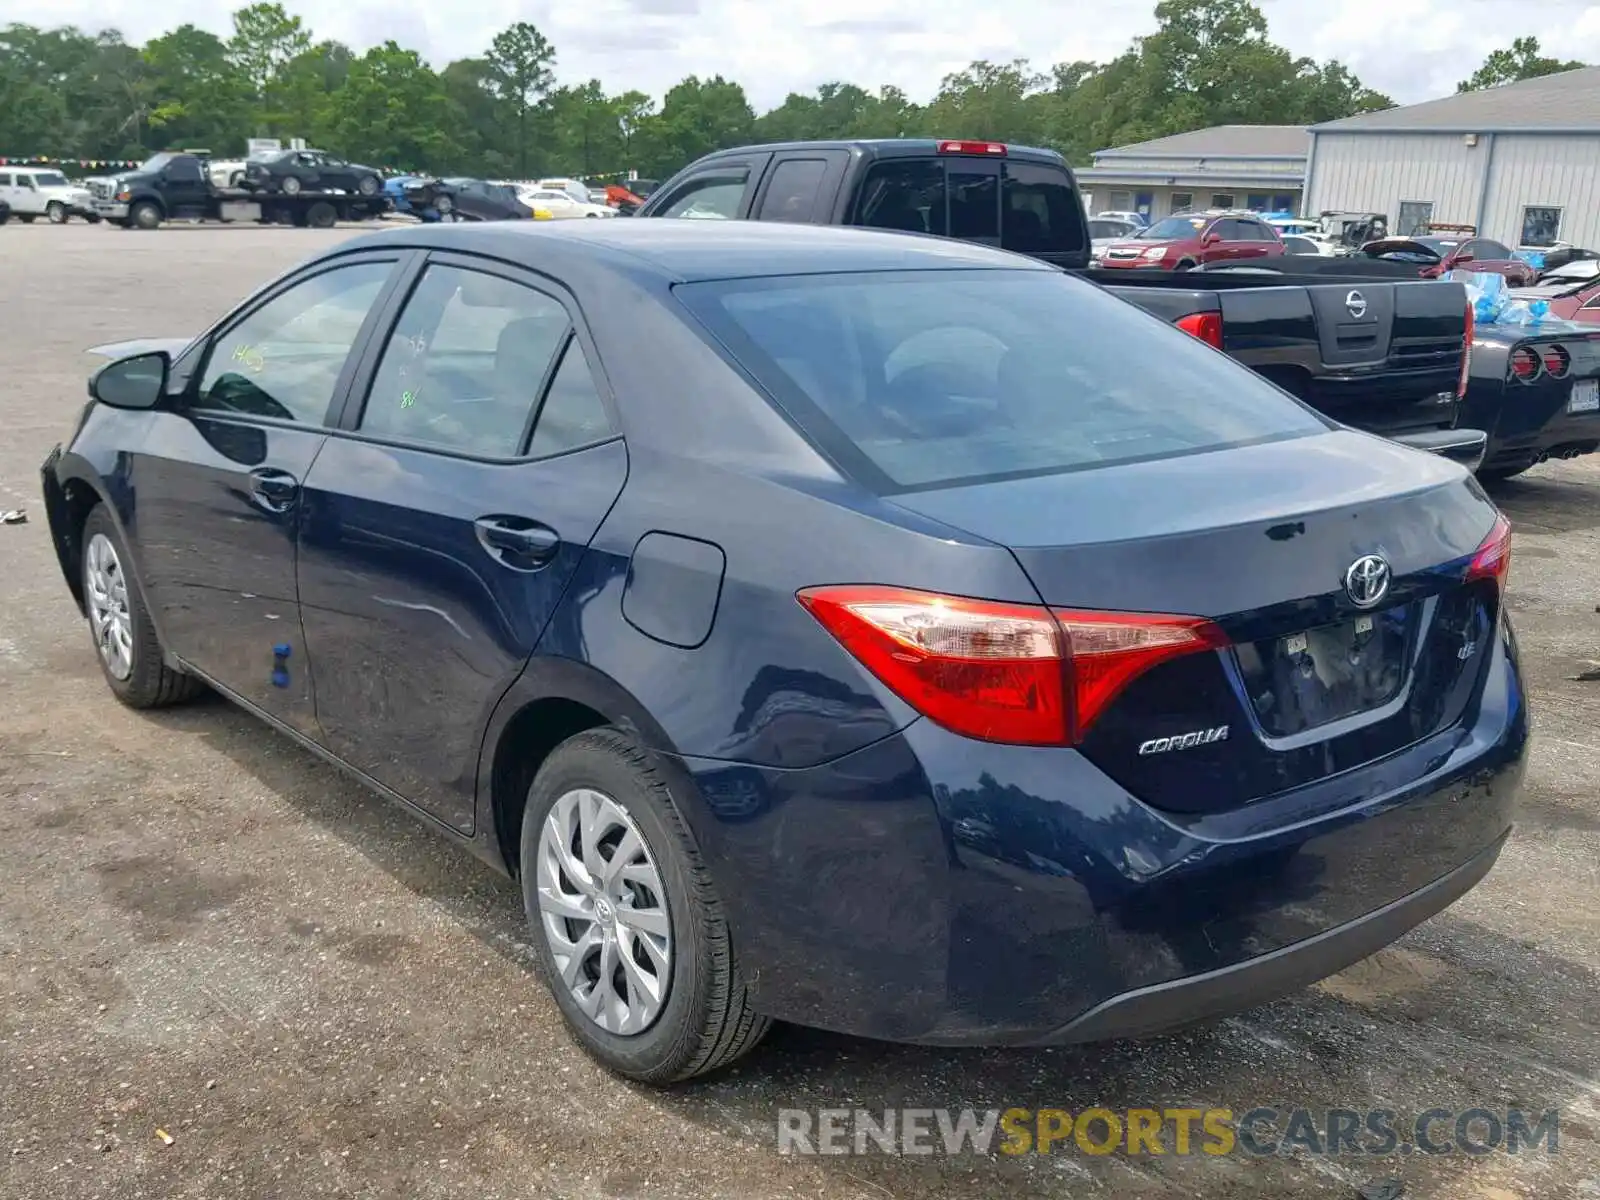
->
left=1176, top=311, right=1224, bottom=349
left=1459, top=301, right=1474, bottom=397
left=797, top=585, right=1228, bottom=746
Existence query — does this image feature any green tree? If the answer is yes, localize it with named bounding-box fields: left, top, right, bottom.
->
left=1458, top=36, right=1587, bottom=92
left=484, top=21, right=555, bottom=175
left=142, top=25, right=252, bottom=149
left=226, top=1, right=311, bottom=131
left=650, top=75, right=755, bottom=175
left=323, top=42, right=453, bottom=169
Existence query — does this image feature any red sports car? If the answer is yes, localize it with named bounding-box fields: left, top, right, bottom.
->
left=1359, top=234, right=1536, bottom=286
left=1510, top=277, right=1600, bottom=325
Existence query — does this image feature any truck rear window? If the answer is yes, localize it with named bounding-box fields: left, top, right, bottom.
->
left=853, top=158, right=1086, bottom=256
left=677, top=270, right=1328, bottom=492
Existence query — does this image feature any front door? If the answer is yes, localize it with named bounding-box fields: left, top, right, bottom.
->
left=130, top=253, right=406, bottom=734
left=159, top=156, right=215, bottom=217
left=296, top=253, right=628, bottom=832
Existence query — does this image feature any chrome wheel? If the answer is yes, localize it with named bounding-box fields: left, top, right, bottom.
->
left=85, top=532, right=134, bottom=680
left=535, top=788, right=672, bottom=1035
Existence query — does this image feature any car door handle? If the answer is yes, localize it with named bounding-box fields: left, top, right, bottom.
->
left=248, top=467, right=299, bottom=513
left=474, top=516, right=561, bottom=568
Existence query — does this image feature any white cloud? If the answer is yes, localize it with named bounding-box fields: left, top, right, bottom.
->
left=5, top=0, right=1599, bottom=111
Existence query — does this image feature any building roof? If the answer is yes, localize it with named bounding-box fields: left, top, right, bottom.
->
left=1311, top=66, right=1600, bottom=132
left=1093, top=125, right=1309, bottom=160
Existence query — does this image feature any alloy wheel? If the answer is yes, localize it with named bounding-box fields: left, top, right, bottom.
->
left=85, top=532, right=134, bottom=680
left=535, top=787, right=672, bottom=1035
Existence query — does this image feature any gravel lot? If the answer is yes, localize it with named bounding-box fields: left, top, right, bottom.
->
left=2, top=221, right=1598, bottom=1199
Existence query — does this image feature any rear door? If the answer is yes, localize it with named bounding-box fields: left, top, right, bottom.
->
left=296, top=252, right=628, bottom=834
left=644, top=153, right=773, bottom=220
left=750, top=152, right=848, bottom=224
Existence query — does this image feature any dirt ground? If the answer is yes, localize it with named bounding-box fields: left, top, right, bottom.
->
left=1, top=221, right=1598, bottom=1200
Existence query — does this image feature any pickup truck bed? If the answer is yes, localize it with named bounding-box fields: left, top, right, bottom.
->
left=1088, top=267, right=1471, bottom=453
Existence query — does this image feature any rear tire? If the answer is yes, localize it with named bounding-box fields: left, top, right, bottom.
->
left=520, top=728, right=770, bottom=1083
left=357, top=174, right=379, bottom=197
left=80, top=506, right=203, bottom=709
left=46, top=201, right=66, bottom=224
left=306, top=201, right=337, bottom=229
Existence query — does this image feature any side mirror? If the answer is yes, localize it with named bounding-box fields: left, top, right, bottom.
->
left=90, top=350, right=170, bottom=410
left=1202, top=231, right=1222, bottom=246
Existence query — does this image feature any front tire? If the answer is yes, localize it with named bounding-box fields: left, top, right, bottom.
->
left=357, top=174, right=379, bottom=197
left=46, top=201, right=66, bottom=224
left=520, top=729, right=770, bottom=1083
left=281, top=175, right=303, bottom=196
left=130, top=201, right=162, bottom=230
left=80, top=506, right=202, bottom=708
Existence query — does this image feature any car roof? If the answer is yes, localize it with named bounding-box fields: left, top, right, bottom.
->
left=336, top=218, right=1054, bottom=283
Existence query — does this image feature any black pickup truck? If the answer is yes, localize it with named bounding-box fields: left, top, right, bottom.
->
left=87, top=151, right=390, bottom=230
left=636, top=139, right=1481, bottom=465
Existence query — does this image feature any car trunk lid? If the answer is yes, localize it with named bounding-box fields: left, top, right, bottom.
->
left=889, top=430, right=1505, bottom=813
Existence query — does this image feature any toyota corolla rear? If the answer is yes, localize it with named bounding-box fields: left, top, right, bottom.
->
left=671, top=263, right=1528, bottom=1046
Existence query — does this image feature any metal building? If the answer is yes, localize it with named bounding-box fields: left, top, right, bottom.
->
left=1076, top=125, right=1308, bottom=223
left=1304, top=66, right=1600, bottom=250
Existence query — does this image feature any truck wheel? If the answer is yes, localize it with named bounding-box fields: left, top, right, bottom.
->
left=85, top=212, right=101, bottom=224
left=306, top=201, right=337, bottom=229
left=357, top=175, right=379, bottom=197
left=46, top=201, right=67, bottom=224
left=130, top=201, right=162, bottom=230
left=435, top=194, right=454, bottom=215
left=281, top=175, right=303, bottom=196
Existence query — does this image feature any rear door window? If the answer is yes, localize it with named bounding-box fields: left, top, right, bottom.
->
left=755, top=158, right=829, bottom=223
left=676, top=269, right=1328, bottom=492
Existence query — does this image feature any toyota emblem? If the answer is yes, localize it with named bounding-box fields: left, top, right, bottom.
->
left=1345, top=289, right=1369, bottom=319
left=1344, top=554, right=1391, bottom=608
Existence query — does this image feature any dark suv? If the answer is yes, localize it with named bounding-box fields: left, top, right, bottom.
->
left=1099, top=211, right=1286, bottom=271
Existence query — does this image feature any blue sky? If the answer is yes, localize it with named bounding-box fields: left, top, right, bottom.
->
left=6, top=0, right=1599, bottom=113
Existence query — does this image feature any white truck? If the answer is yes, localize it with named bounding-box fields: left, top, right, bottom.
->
left=0, top=167, right=99, bottom=224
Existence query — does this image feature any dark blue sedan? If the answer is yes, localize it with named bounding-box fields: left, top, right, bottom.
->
left=40, top=220, right=1527, bottom=1083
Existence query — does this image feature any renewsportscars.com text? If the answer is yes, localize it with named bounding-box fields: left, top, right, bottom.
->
left=777, top=1107, right=1560, bottom=1158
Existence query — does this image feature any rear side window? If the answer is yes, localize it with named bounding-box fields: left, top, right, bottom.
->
left=676, top=270, right=1327, bottom=492
left=855, top=160, right=946, bottom=236
left=756, top=158, right=828, bottom=223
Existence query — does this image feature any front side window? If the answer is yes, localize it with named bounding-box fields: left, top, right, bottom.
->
left=359, top=264, right=571, bottom=457
left=195, top=261, right=393, bottom=424
left=656, top=171, right=749, bottom=220
left=33, top=172, right=67, bottom=188
left=676, top=269, right=1328, bottom=492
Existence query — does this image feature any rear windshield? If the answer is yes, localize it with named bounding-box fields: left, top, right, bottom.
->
left=676, top=270, right=1328, bottom=492
left=853, top=157, right=1087, bottom=256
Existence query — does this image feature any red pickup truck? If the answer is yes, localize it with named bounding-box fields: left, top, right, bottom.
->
left=1097, top=211, right=1286, bottom=271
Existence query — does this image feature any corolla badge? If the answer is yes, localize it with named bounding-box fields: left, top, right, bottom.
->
left=1344, top=554, right=1391, bottom=608
left=1345, top=289, right=1369, bottom=319
left=1138, top=725, right=1230, bottom=755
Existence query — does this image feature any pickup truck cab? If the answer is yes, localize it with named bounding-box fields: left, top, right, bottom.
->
left=0, top=167, right=98, bottom=224
left=635, top=138, right=1092, bottom=268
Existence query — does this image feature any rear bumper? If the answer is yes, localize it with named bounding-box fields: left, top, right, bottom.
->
left=1044, top=831, right=1505, bottom=1043
left=676, top=616, right=1528, bottom=1045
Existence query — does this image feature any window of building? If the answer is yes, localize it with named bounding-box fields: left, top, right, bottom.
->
left=1107, top=190, right=1134, bottom=212
left=1246, top=194, right=1268, bottom=211
left=1271, top=193, right=1296, bottom=212
left=1520, top=206, right=1562, bottom=248
left=1169, top=192, right=1193, bottom=213
left=1210, top=193, right=1236, bottom=209
left=1397, top=201, right=1434, bottom=237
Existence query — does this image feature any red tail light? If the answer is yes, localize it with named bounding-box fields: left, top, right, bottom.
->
left=796, top=585, right=1225, bottom=745
left=1465, top=513, right=1512, bottom=591
left=1458, top=300, right=1474, bottom=397
left=1510, top=346, right=1541, bottom=381
left=1176, top=311, right=1224, bottom=349
left=1543, top=343, right=1571, bottom=378
left=936, top=140, right=1006, bottom=156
